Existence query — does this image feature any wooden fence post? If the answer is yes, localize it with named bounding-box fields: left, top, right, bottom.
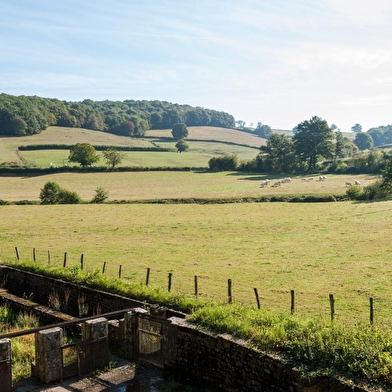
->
left=119, top=265, right=122, bottom=279
left=254, top=288, right=260, bottom=309
left=146, top=268, right=150, bottom=286
left=228, top=279, right=232, bottom=304
left=47, top=250, right=50, bottom=265
left=329, top=294, right=335, bottom=321
left=168, top=273, right=172, bottom=292
left=102, top=262, right=106, bottom=274
left=80, top=254, right=84, bottom=270
left=15, top=247, right=20, bottom=261
left=63, top=252, right=67, bottom=268
left=33, top=248, right=36, bottom=262
left=370, top=297, right=374, bottom=325
left=194, top=275, right=198, bottom=297
left=291, top=290, right=295, bottom=314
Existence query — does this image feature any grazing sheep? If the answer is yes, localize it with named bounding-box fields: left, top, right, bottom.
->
left=272, top=181, right=281, bottom=187
left=355, top=180, right=361, bottom=186
left=346, top=182, right=352, bottom=187
left=260, top=179, right=269, bottom=187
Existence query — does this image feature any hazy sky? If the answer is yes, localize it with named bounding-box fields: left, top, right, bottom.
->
left=1, top=0, right=392, bottom=132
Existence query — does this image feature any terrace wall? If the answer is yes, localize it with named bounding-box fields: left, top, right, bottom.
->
left=0, top=266, right=371, bottom=392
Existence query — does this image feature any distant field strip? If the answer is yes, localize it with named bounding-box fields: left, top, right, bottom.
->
left=1, top=201, right=392, bottom=323
left=0, top=172, right=373, bottom=202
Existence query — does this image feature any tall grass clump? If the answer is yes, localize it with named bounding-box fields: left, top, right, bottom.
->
left=189, top=304, right=392, bottom=387
left=6, top=260, right=206, bottom=313
left=0, top=306, right=39, bottom=381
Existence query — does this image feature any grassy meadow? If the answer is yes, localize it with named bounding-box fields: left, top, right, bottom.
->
left=1, top=199, right=392, bottom=325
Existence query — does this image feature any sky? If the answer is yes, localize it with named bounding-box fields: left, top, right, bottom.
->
left=1, top=0, right=392, bottom=132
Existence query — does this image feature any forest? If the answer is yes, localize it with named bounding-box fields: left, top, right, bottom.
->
left=0, top=93, right=235, bottom=137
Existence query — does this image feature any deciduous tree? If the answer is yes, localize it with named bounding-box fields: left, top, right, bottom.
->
left=293, top=116, right=334, bottom=171
left=102, top=148, right=124, bottom=169
left=68, top=143, right=100, bottom=167
left=259, top=133, right=294, bottom=172
left=354, top=132, right=373, bottom=151
left=171, top=123, right=189, bottom=139
left=175, top=139, right=189, bottom=153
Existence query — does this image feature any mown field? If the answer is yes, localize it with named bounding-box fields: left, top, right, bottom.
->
left=0, top=200, right=391, bottom=325
left=0, top=171, right=375, bottom=202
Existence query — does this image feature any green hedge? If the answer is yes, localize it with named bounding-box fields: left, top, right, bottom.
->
left=18, top=144, right=176, bottom=152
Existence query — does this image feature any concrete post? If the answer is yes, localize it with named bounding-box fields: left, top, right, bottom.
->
left=35, top=327, right=63, bottom=384
left=0, top=338, right=12, bottom=392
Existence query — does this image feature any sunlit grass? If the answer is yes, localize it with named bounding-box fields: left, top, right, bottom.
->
left=1, top=200, right=392, bottom=324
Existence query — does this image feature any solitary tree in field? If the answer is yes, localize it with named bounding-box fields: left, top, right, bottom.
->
left=68, top=143, right=100, bottom=167
left=171, top=123, right=188, bottom=140
left=293, top=116, right=334, bottom=171
left=102, top=148, right=124, bottom=169
left=175, top=139, right=189, bottom=153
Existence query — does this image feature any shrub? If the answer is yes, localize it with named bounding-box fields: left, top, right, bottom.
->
left=91, top=187, right=109, bottom=203
left=39, top=181, right=61, bottom=204
left=208, top=154, right=238, bottom=171
left=39, top=181, right=81, bottom=204
left=58, top=189, right=81, bottom=204
left=345, top=185, right=363, bottom=200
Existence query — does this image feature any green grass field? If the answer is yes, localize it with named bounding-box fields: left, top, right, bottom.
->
left=1, top=200, right=391, bottom=325
left=0, top=125, right=388, bottom=324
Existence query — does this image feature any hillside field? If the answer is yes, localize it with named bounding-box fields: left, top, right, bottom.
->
left=0, top=126, right=263, bottom=168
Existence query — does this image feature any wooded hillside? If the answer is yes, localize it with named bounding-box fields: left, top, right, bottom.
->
left=0, top=94, right=235, bottom=137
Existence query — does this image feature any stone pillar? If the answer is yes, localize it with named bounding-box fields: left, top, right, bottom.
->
left=0, top=338, right=12, bottom=392
left=81, top=317, right=109, bottom=374
left=122, top=308, right=148, bottom=360
left=35, top=327, right=63, bottom=384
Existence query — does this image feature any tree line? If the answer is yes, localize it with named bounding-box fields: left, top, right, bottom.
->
left=0, top=94, right=235, bottom=137
left=209, top=116, right=390, bottom=176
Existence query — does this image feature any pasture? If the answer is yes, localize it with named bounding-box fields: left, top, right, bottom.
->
left=1, top=200, right=391, bottom=325
left=0, top=172, right=375, bottom=202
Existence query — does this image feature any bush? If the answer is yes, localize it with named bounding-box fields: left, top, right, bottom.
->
left=208, top=154, right=238, bottom=171
left=91, top=187, right=109, bottom=203
left=346, top=185, right=363, bottom=200
left=39, top=181, right=61, bottom=204
left=39, top=181, right=81, bottom=204
left=58, top=189, right=81, bottom=204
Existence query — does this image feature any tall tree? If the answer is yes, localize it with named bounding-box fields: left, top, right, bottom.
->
left=354, top=132, right=374, bottom=150
left=255, top=123, right=272, bottom=139
left=172, top=123, right=189, bottom=139
left=351, top=123, right=362, bottom=133
left=293, top=116, right=334, bottom=171
left=334, top=131, right=345, bottom=161
left=102, top=148, right=125, bottom=169
left=68, top=143, right=100, bottom=167
left=259, top=133, right=294, bottom=172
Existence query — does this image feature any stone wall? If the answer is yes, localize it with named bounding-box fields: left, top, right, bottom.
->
left=0, top=266, right=372, bottom=392
left=164, top=317, right=369, bottom=392
left=0, top=265, right=184, bottom=319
